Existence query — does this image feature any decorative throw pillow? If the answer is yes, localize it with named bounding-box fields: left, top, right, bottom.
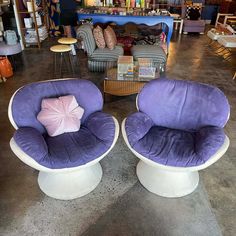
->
left=108, top=25, right=117, bottom=45
left=104, top=26, right=117, bottom=50
left=93, top=25, right=106, bottom=49
left=37, top=95, right=84, bottom=137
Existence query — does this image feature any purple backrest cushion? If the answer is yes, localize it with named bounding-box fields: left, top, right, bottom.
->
left=137, top=78, right=230, bottom=131
left=10, top=79, right=103, bottom=134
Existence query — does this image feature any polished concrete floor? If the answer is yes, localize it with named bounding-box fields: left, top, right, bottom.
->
left=0, top=31, right=236, bottom=236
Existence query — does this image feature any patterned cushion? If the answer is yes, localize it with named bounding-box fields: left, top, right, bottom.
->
left=90, top=45, right=124, bottom=61
left=104, top=26, right=117, bottom=50
left=93, top=25, right=106, bottom=49
left=184, top=19, right=205, bottom=27
left=131, top=45, right=167, bottom=63
left=185, top=5, right=201, bottom=20
left=77, top=24, right=96, bottom=56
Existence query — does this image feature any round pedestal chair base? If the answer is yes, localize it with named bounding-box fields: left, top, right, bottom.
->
left=136, top=160, right=199, bottom=198
left=38, top=163, right=103, bottom=200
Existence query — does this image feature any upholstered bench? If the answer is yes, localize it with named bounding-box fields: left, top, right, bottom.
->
left=131, top=45, right=167, bottom=72
left=183, top=20, right=205, bottom=34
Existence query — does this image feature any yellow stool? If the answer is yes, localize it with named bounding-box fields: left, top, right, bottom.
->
left=50, top=44, right=74, bottom=78
left=58, top=37, right=77, bottom=56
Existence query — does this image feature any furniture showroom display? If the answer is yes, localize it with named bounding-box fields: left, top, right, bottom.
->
left=77, top=14, right=173, bottom=72
left=122, top=78, right=230, bottom=198
left=14, top=0, right=48, bottom=48
left=77, top=24, right=124, bottom=72
left=8, top=78, right=119, bottom=200
left=77, top=13, right=174, bottom=49
left=104, top=66, right=158, bottom=96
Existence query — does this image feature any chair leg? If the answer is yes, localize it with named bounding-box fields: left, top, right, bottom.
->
left=136, top=160, right=199, bottom=198
left=8, top=55, right=16, bottom=71
left=215, top=46, right=226, bottom=54
left=38, top=162, right=103, bottom=200
left=70, top=44, right=76, bottom=56
left=233, top=72, right=236, bottom=80
left=59, top=53, right=63, bottom=78
left=53, top=53, right=57, bottom=78
left=0, top=75, right=7, bottom=83
left=68, top=52, right=75, bottom=76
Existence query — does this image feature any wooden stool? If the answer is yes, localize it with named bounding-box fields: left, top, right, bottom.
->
left=50, top=44, right=74, bottom=78
left=58, top=37, right=77, bottom=56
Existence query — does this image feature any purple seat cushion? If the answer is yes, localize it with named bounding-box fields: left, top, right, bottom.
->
left=183, top=19, right=205, bottom=27
left=14, top=112, right=115, bottom=169
left=138, top=79, right=230, bottom=132
left=125, top=113, right=226, bottom=167
left=11, top=79, right=103, bottom=134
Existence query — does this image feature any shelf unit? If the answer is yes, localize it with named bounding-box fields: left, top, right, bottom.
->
left=14, top=0, right=48, bottom=48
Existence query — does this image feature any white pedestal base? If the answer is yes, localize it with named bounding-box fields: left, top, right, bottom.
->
left=136, top=160, right=199, bottom=198
left=38, top=163, right=103, bottom=200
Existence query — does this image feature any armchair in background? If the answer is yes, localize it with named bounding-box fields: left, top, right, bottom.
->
left=77, top=24, right=124, bottom=72
left=215, top=13, right=236, bottom=33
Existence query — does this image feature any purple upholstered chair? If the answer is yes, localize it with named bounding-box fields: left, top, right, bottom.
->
left=8, top=79, right=119, bottom=200
left=122, top=78, right=230, bottom=198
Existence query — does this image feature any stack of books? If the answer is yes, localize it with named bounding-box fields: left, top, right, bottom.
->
left=138, top=58, right=156, bottom=78
left=117, top=56, right=134, bottom=80
left=25, top=26, right=48, bottom=44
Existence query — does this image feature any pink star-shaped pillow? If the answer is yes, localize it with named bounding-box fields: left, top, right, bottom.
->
left=37, top=95, right=84, bottom=137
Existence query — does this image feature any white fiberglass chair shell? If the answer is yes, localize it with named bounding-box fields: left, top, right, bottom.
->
left=122, top=78, right=230, bottom=198
left=8, top=78, right=119, bottom=200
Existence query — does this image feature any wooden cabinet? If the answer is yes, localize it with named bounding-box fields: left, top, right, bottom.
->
left=14, top=0, right=48, bottom=48
left=219, top=0, right=236, bottom=14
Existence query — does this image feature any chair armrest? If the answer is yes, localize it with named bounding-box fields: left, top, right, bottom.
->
left=195, top=126, right=226, bottom=162
left=125, top=112, right=154, bottom=146
left=84, top=112, right=116, bottom=143
left=215, top=13, right=234, bottom=27
left=13, top=127, right=48, bottom=162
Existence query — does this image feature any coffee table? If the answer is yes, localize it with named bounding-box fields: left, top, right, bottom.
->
left=104, top=67, right=159, bottom=96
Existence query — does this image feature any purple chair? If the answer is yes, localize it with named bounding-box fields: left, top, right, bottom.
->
left=122, top=78, right=230, bottom=197
left=8, top=79, right=119, bottom=200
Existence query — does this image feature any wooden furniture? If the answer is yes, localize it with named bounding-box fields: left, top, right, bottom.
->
left=104, top=67, right=159, bottom=96
left=219, top=0, right=236, bottom=14
left=77, top=13, right=174, bottom=50
left=50, top=45, right=74, bottom=78
left=58, top=37, right=77, bottom=56
left=14, top=0, right=48, bottom=48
